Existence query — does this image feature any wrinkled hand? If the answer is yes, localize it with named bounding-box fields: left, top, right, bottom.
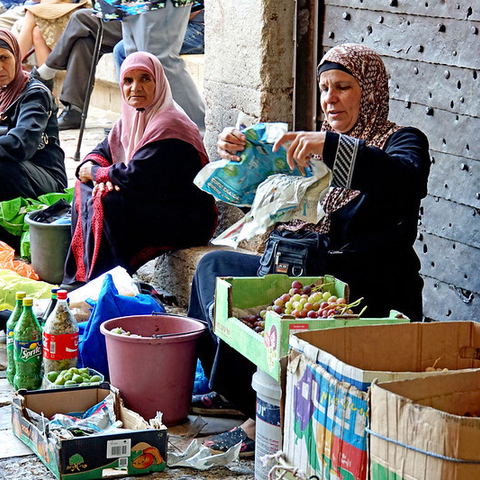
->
left=92, top=181, right=120, bottom=196
left=78, top=162, right=94, bottom=184
left=217, top=127, right=246, bottom=162
left=273, top=131, right=326, bottom=170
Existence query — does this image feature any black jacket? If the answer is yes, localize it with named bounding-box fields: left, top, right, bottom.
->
left=322, top=127, right=431, bottom=320
left=0, top=78, right=67, bottom=201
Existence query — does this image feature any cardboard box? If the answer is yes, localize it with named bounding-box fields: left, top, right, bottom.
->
left=11, top=383, right=167, bottom=479
left=284, top=321, right=480, bottom=480
left=369, top=370, right=480, bottom=479
left=214, top=274, right=408, bottom=380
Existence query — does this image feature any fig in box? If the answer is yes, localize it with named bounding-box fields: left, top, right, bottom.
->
left=11, top=383, right=167, bottom=479
left=214, top=274, right=408, bottom=381
left=369, top=370, right=480, bottom=479
left=284, top=321, right=480, bottom=480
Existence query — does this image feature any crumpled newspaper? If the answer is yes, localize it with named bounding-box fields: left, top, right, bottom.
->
left=168, top=439, right=242, bottom=470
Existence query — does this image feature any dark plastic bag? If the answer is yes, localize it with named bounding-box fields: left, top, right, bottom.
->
left=78, top=274, right=164, bottom=378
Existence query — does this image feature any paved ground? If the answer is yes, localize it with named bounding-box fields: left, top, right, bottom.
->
left=0, top=111, right=256, bottom=480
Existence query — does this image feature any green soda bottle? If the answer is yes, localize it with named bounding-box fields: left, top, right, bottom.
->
left=13, top=298, right=43, bottom=390
left=6, top=291, right=27, bottom=385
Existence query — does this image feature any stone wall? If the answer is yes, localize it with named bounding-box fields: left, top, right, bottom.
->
left=203, top=0, right=296, bottom=159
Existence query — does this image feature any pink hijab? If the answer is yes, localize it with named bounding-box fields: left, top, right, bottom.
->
left=108, top=51, right=208, bottom=165
left=0, top=29, right=30, bottom=115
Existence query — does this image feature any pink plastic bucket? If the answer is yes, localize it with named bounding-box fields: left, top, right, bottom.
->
left=100, top=314, right=205, bottom=426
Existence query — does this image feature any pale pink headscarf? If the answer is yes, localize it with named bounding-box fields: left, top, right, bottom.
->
left=0, top=29, right=30, bottom=115
left=108, top=51, right=208, bottom=165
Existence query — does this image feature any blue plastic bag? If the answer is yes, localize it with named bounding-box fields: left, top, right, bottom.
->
left=78, top=274, right=164, bottom=378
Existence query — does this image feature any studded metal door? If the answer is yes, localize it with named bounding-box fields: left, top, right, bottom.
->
left=318, top=0, right=480, bottom=321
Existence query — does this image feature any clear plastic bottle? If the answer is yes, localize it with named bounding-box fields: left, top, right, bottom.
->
left=13, top=298, right=43, bottom=390
left=42, top=289, right=79, bottom=375
left=6, top=291, right=27, bottom=385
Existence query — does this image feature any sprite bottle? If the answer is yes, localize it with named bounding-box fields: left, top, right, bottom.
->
left=13, top=298, right=43, bottom=390
left=6, top=291, right=27, bottom=385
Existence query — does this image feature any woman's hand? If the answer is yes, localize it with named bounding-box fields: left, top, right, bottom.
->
left=92, top=181, right=120, bottom=196
left=217, top=127, right=246, bottom=162
left=273, top=131, right=327, bottom=170
left=78, top=162, right=94, bottom=184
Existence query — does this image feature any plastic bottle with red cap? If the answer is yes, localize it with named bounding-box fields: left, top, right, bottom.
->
left=42, top=289, right=79, bottom=376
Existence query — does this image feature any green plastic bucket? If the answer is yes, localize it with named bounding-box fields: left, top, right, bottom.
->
left=25, top=210, right=71, bottom=284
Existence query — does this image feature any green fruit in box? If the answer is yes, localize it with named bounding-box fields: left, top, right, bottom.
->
left=72, top=374, right=84, bottom=383
left=46, top=371, right=59, bottom=383
left=90, top=375, right=101, bottom=383
left=54, top=376, right=66, bottom=386
left=64, top=380, right=76, bottom=386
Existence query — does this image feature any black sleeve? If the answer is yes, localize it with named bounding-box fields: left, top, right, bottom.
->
left=0, top=86, right=53, bottom=162
left=322, top=127, right=431, bottom=202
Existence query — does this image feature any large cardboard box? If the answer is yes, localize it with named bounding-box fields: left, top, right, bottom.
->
left=284, top=321, right=480, bottom=480
left=11, top=383, right=167, bottom=479
left=369, top=370, right=480, bottom=479
left=214, top=274, right=408, bottom=380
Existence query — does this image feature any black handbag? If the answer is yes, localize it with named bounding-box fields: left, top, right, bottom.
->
left=257, top=228, right=331, bottom=277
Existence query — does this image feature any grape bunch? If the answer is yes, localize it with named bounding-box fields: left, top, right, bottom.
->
left=240, top=280, right=364, bottom=334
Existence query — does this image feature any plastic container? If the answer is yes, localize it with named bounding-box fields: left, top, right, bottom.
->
left=252, top=368, right=283, bottom=480
left=100, top=314, right=206, bottom=426
left=43, top=367, right=104, bottom=389
left=25, top=210, right=72, bottom=284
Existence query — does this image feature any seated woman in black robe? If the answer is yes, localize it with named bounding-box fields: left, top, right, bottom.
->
left=62, top=51, right=217, bottom=287
left=0, top=28, right=67, bottom=248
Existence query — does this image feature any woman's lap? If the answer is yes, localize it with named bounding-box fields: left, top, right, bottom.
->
left=187, top=250, right=261, bottom=418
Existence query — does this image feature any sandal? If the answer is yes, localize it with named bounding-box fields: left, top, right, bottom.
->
left=191, top=391, right=245, bottom=417
left=203, top=426, right=255, bottom=458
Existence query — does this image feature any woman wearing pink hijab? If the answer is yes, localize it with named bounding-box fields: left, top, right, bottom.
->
left=62, top=51, right=217, bottom=288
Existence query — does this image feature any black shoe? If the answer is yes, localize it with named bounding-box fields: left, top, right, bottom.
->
left=57, top=105, right=82, bottom=131
left=30, top=66, right=54, bottom=91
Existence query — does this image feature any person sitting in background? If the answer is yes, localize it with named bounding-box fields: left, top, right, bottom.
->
left=0, top=28, right=67, bottom=248
left=0, top=0, right=33, bottom=34
left=17, top=0, right=88, bottom=66
left=61, top=51, right=217, bottom=289
left=187, top=43, right=431, bottom=456
left=30, top=8, right=122, bottom=130
left=113, top=1, right=204, bottom=75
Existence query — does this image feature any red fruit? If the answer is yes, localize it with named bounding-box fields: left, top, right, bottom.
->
left=292, top=280, right=303, bottom=290
left=299, top=310, right=308, bottom=318
left=274, top=305, right=283, bottom=315
left=307, top=310, right=318, bottom=318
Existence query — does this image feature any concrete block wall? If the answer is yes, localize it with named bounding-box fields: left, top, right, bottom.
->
left=203, top=0, right=296, bottom=159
